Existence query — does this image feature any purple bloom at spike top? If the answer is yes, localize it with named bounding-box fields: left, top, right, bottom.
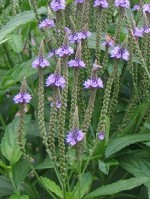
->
left=110, top=46, right=129, bottom=61
left=133, top=27, right=143, bottom=38
left=32, top=57, right=49, bottom=68
left=102, top=40, right=114, bottom=48
left=50, top=0, right=66, bottom=12
left=93, top=0, right=108, bottom=8
left=115, top=0, right=130, bottom=8
left=78, top=31, right=91, bottom=40
left=50, top=100, right=61, bottom=109
left=13, top=92, right=32, bottom=104
left=56, top=45, right=74, bottom=57
left=75, top=0, right=84, bottom=4
left=66, top=128, right=84, bottom=145
left=39, top=18, right=55, bottom=29
left=69, top=33, right=80, bottom=43
left=83, top=77, right=104, bottom=89
left=68, top=58, right=86, bottom=68
left=143, top=4, right=150, bottom=13
left=132, top=4, right=140, bottom=11
left=143, top=26, right=150, bottom=34
left=46, top=73, right=66, bottom=89
left=98, top=132, right=105, bottom=140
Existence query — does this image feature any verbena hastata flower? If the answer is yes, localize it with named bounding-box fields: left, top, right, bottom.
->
left=46, top=73, right=66, bottom=89
left=93, top=0, right=108, bottom=8
left=68, top=58, right=86, bottom=68
left=133, top=27, right=143, bottom=38
left=78, top=31, right=91, bottom=40
left=115, top=0, right=130, bottom=8
left=32, top=57, right=49, bottom=68
left=50, top=100, right=61, bottom=109
left=83, top=77, right=104, bottom=89
left=143, top=4, right=150, bottom=13
left=66, top=128, right=84, bottom=145
left=56, top=45, right=74, bottom=57
left=75, top=0, right=84, bottom=4
left=102, top=40, right=114, bottom=48
left=143, top=26, right=150, bottom=34
left=13, top=92, right=32, bottom=104
left=132, top=4, right=140, bottom=11
left=98, top=132, right=105, bottom=140
left=69, top=32, right=80, bottom=43
left=110, top=46, right=129, bottom=61
left=50, top=0, right=66, bottom=12
left=39, top=18, right=55, bottom=29
left=47, top=50, right=56, bottom=58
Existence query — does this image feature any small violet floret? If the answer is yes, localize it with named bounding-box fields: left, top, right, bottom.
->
left=50, top=0, right=66, bottom=12
left=93, top=0, right=108, bottom=8
left=132, top=4, right=140, bottom=11
left=115, top=0, right=130, bottom=8
left=143, top=4, right=150, bottom=13
left=133, top=27, right=143, bottom=38
left=83, top=77, right=104, bottom=89
left=56, top=45, right=74, bottom=57
left=39, top=18, right=55, bottom=29
left=66, top=128, right=84, bottom=145
left=143, top=26, right=150, bottom=34
left=68, top=58, right=86, bottom=68
left=13, top=92, right=32, bottom=104
left=50, top=100, right=61, bottom=109
left=46, top=73, right=66, bottom=89
left=32, top=57, right=49, bottom=68
left=75, top=0, right=84, bottom=4
left=98, top=132, right=105, bottom=140
left=110, top=46, right=129, bottom=61
left=78, top=31, right=91, bottom=40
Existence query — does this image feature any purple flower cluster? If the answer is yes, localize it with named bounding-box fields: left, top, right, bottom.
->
left=93, top=0, right=108, bottom=8
left=46, top=73, right=66, bottom=89
left=32, top=57, right=49, bottom=68
left=50, top=100, right=61, bottom=109
left=102, top=40, right=114, bottom=48
left=83, top=77, right=104, bottom=89
left=133, top=27, right=144, bottom=38
left=68, top=58, right=86, bottom=68
left=56, top=45, right=74, bottom=57
left=115, top=0, right=130, bottom=8
left=13, top=92, right=32, bottom=104
left=110, top=46, right=129, bottom=61
left=143, top=4, right=150, bottom=13
left=66, top=128, right=84, bottom=145
left=39, top=18, right=55, bottom=29
left=69, top=31, right=91, bottom=43
left=98, top=132, right=105, bottom=140
left=143, top=26, right=150, bottom=34
left=132, top=4, right=140, bottom=11
left=75, top=0, right=84, bottom=4
left=48, top=50, right=56, bottom=58
left=50, top=0, right=66, bottom=12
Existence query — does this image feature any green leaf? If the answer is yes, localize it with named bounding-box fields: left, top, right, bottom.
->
left=84, top=177, right=150, bottom=198
left=105, top=134, right=150, bottom=158
left=9, top=194, right=29, bottom=199
left=8, top=34, right=23, bottom=53
left=98, top=160, right=109, bottom=175
left=40, top=177, right=63, bottom=198
left=72, top=172, right=92, bottom=198
left=0, top=176, right=13, bottom=196
left=34, top=157, right=53, bottom=170
left=0, top=7, right=47, bottom=43
left=1, top=116, right=30, bottom=165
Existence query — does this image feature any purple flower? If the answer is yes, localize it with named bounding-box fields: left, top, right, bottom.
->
left=39, top=18, right=55, bottom=29
left=143, top=4, right=150, bottom=13
left=143, top=26, right=150, bottom=34
left=48, top=50, right=56, bottom=58
left=68, top=58, right=86, bottom=68
left=102, top=40, right=114, bottom=48
left=115, top=0, right=130, bottom=8
left=133, top=27, right=143, bottom=38
left=98, top=132, right=105, bottom=140
left=110, top=46, right=129, bottom=61
left=13, top=92, right=32, bottom=104
left=56, top=45, right=74, bottom=57
left=50, top=100, right=61, bottom=109
left=93, top=0, right=108, bottom=8
left=50, top=0, right=66, bottom=12
left=132, top=4, right=140, bottom=11
left=46, top=73, right=66, bottom=89
left=83, top=77, right=104, bottom=89
left=69, top=33, right=80, bottom=43
left=78, top=31, right=91, bottom=40
left=75, top=0, right=84, bottom=4
left=32, top=57, right=49, bottom=68
left=66, top=128, right=84, bottom=145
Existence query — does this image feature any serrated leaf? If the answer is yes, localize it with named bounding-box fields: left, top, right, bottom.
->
left=8, top=34, right=23, bottom=53
left=105, top=134, right=150, bottom=158
left=40, top=177, right=63, bottom=198
left=0, top=7, right=47, bottom=43
left=1, top=116, right=30, bottom=165
left=72, top=172, right=92, bottom=198
left=84, top=177, right=150, bottom=198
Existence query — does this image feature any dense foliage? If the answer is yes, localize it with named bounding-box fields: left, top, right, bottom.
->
left=0, top=0, right=150, bottom=198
